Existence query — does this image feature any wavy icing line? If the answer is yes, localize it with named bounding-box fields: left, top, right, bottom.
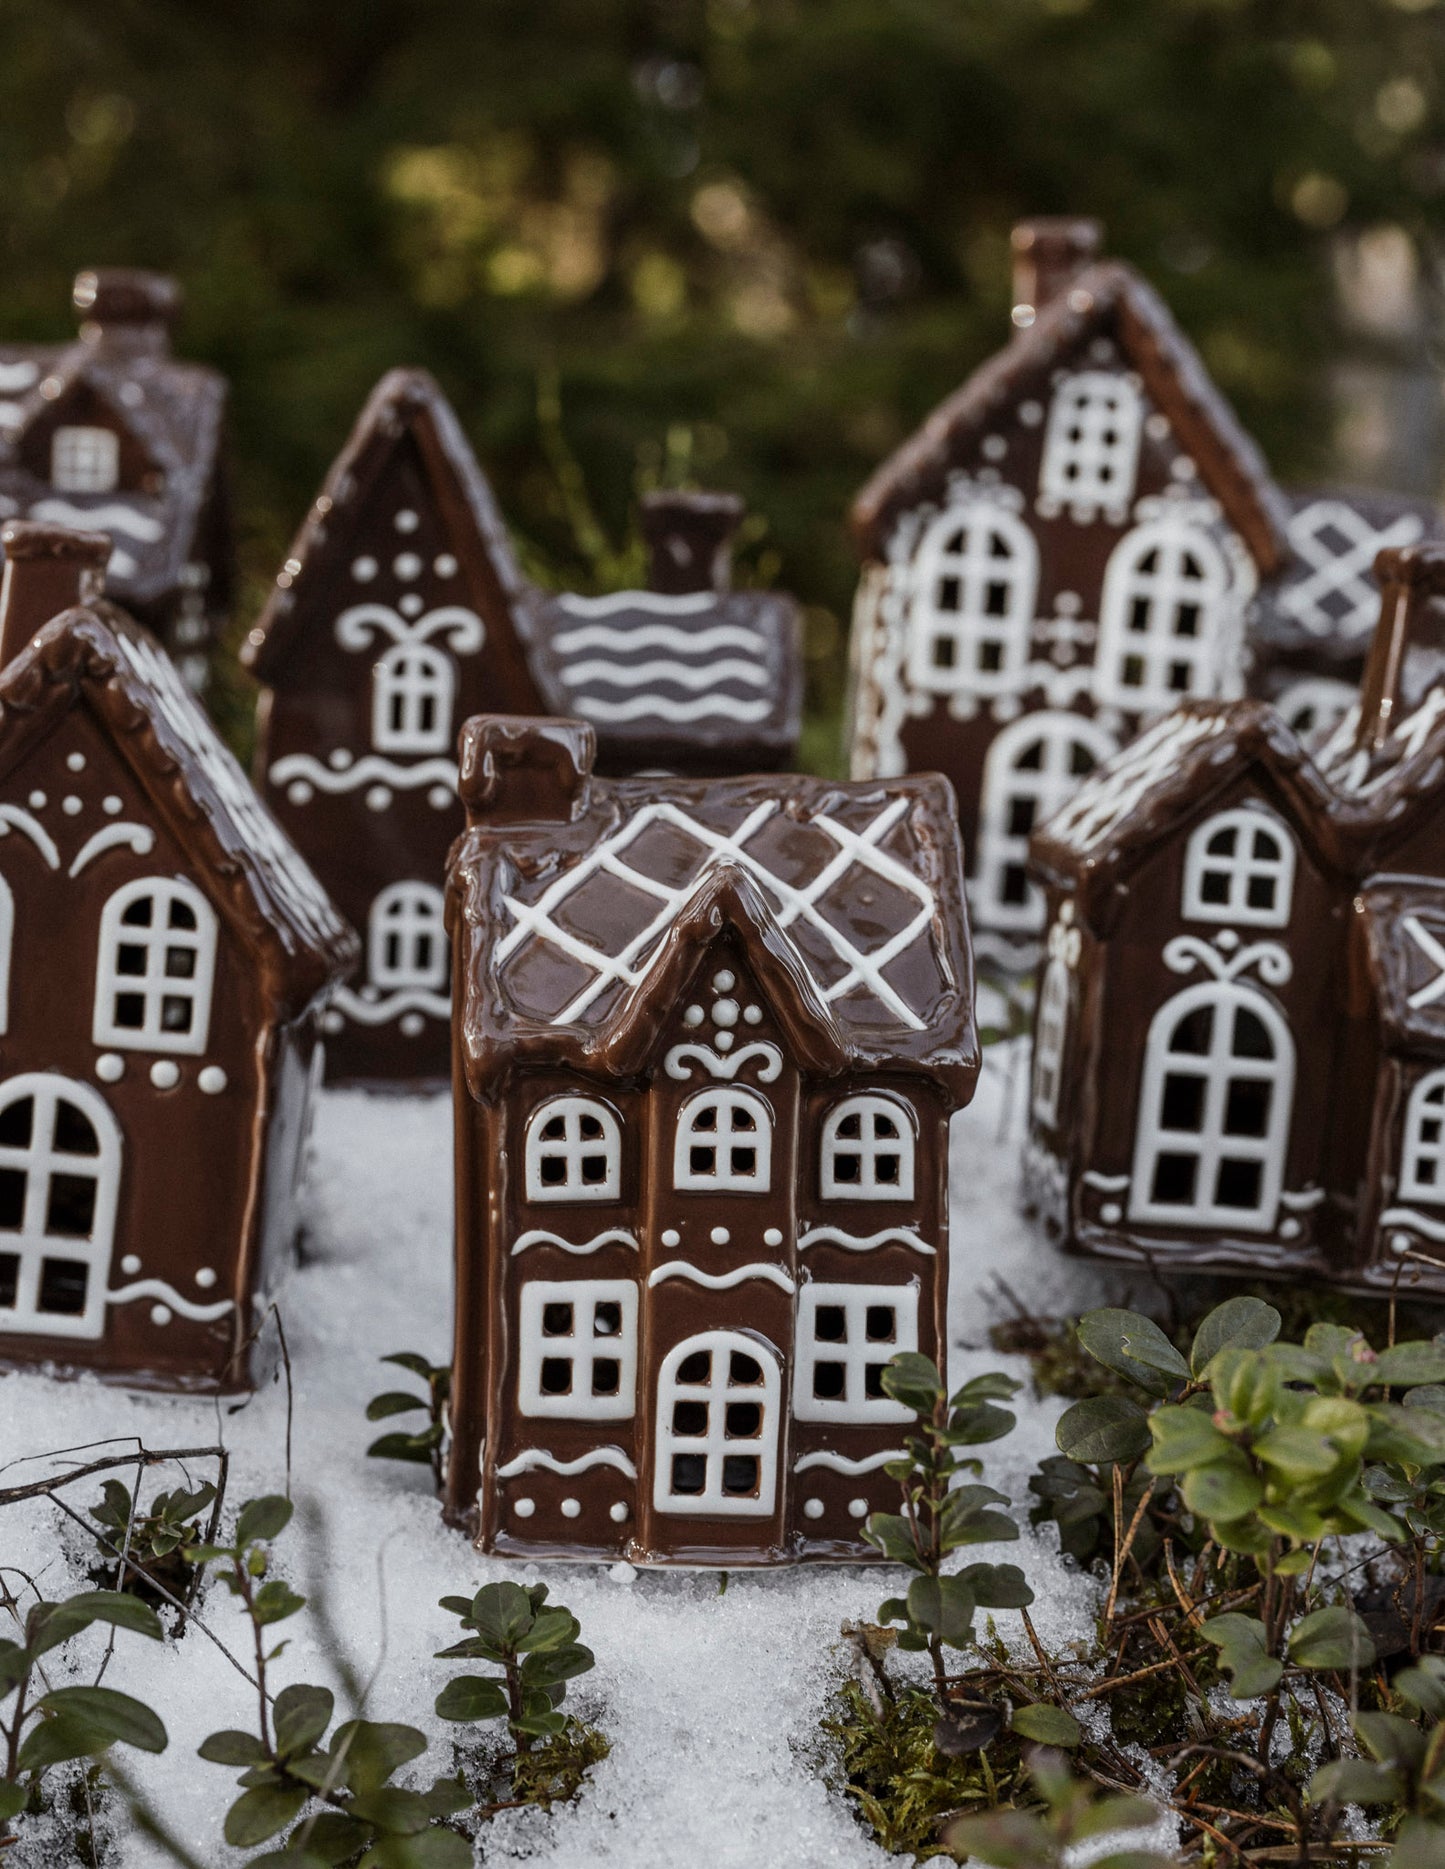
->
left=28, top=499, right=164, bottom=541
left=106, top=1278, right=235, bottom=1322
left=793, top=1449, right=906, bottom=1476
left=554, top=590, right=719, bottom=622
left=495, top=1448, right=637, bottom=1479
left=69, top=824, right=155, bottom=878
left=0, top=806, right=60, bottom=870
left=646, top=1262, right=795, bottom=1294
left=561, top=656, right=770, bottom=693
left=268, top=754, right=458, bottom=794
left=797, top=1226, right=935, bottom=1257
left=332, top=986, right=449, bottom=1026
left=553, top=619, right=766, bottom=656
left=511, top=1228, right=639, bottom=1256
left=1381, top=1207, right=1445, bottom=1245
left=571, top=692, right=773, bottom=725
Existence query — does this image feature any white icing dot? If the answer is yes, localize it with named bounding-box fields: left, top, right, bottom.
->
left=427, top=786, right=453, bottom=810
left=351, top=555, right=378, bottom=582
left=561, top=1498, right=581, bottom=1519
left=27, top=790, right=46, bottom=809
left=712, top=998, right=739, bottom=1028
left=1171, top=455, right=1196, bottom=481
left=1279, top=1217, right=1302, bottom=1240
left=95, top=1054, right=124, bottom=1083
left=399, top=593, right=424, bottom=618
left=394, top=509, right=420, bottom=533
left=715, top=1031, right=734, bottom=1051
left=1100, top=1202, right=1123, bottom=1225
left=328, top=748, right=353, bottom=770
left=981, top=435, right=1007, bottom=461
left=198, top=1066, right=227, bottom=1095
left=803, top=1498, right=824, bottom=1521
left=683, top=1005, right=704, bottom=1027
left=1019, top=399, right=1044, bottom=426
left=150, top=1061, right=181, bottom=1089
left=120, top=1254, right=142, bottom=1275
left=400, top=1012, right=425, bottom=1037
left=287, top=781, right=314, bottom=806
left=711, top=1226, right=730, bottom=1245
left=764, top=1227, right=782, bottom=1246
left=848, top=1498, right=869, bottom=1519
left=62, top=795, right=82, bottom=816
left=661, top=1228, right=681, bottom=1247
left=102, top=795, right=121, bottom=815
left=609, top=1502, right=628, bottom=1523
left=150, top=1304, right=173, bottom=1327
left=434, top=553, right=458, bottom=577
left=66, top=752, right=85, bottom=772
left=365, top=785, right=392, bottom=811
left=195, top=1267, right=218, bottom=1289
left=1145, top=412, right=1170, bottom=440
left=712, top=970, right=735, bottom=992
left=393, top=552, right=423, bottom=580
left=514, top=1497, right=536, bottom=1518
left=1054, top=590, right=1082, bottom=616
left=743, top=1005, right=762, bottom=1025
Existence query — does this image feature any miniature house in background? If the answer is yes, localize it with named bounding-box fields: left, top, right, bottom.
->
left=0, top=271, right=231, bottom=691
left=244, top=368, right=801, bottom=1085
left=0, top=522, right=355, bottom=1390
left=1024, top=540, right=1445, bottom=1298
left=442, top=715, right=976, bottom=1565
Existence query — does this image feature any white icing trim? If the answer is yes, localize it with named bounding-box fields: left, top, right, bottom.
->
left=793, top=1449, right=906, bottom=1475
left=1279, top=1186, right=1327, bottom=1212
left=1404, top=918, right=1445, bottom=1011
left=334, top=600, right=484, bottom=654
left=1282, top=499, right=1423, bottom=641
left=646, top=1262, right=795, bottom=1294
left=664, top=1042, right=782, bottom=1082
left=332, top=985, right=448, bottom=1025
left=903, top=500, right=1036, bottom=699
left=554, top=590, right=719, bottom=622
left=560, top=655, right=769, bottom=694
left=0, top=805, right=60, bottom=870
left=267, top=754, right=458, bottom=794
left=975, top=712, right=1118, bottom=936
left=496, top=1447, right=638, bottom=1479
left=368, top=882, right=447, bottom=991
left=553, top=618, right=762, bottom=657
left=1182, top=807, right=1294, bottom=929
left=1094, top=513, right=1230, bottom=710
left=1082, top=1171, right=1131, bottom=1191
left=674, top=1086, right=772, bottom=1192
left=68, top=824, right=156, bottom=877
left=511, top=1228, right=639, bottom=1256
left=1040, top=373, right=1142, bottom=510
left=105, top=1278, right=235, bottom=1322
left=371, top=640, right=455, bottom=755
left=27, top=499, right=163, bottom=541
left=1032, top=957, right=1068, bottom=1127
left=571, top=692, right=772, bottom=725
left=797, top=1225, right=934, bottom=1256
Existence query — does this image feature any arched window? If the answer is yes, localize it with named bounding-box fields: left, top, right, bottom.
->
left=821, top=1095, right=915, bottom=1201
left=0, top=1074, right=121, bottom=1341
left=368, top=883, right=447, bottom=991
left=653, top=1331, right=780, bottom=1517
left=905, top=504, right=1037, bottom=695
left=516, top=1277, right=637, bottom=1419
left=1401, top=1070, right=1445, bottom=1205
left=674, top=1088, right=772, bottom=1192
left=1130, top=983, right=1294, bottom=1232
left=93, top=877, right=217, bottom=1055
left=1095, top=519, right=1230, bottom=710
left=1039, top=373, right=1143, bottom=509
left=1272, top=677, right=1357, bottom=745
left=50, top=426, right=119, bottom=494
left=372, top=642, right=455, bottom=754
left=975, top=713, right=1118, bottom=931
left=0, top=873, right=13, bottom=1038
left=1182, top=809, right=1295, bottom=928
left=1031, top=956, right=1069, bottom=1128
left=793, top=1282, right=918, bottom=1422
left=524, top=1096, right=622, bottom=1203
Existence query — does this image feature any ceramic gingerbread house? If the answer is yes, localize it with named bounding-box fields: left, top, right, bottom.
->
left=441, top=715, right=976, bottom=1564
left=0, top=271, right=231, bottom=691
left=0, top=521, right=355, bottom=1390
left=1023, top=540, right=1445, bottom=1297
left=244, top=368, right=801, bottom=1085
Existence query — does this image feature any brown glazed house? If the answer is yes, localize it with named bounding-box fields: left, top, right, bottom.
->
left=245, top=368, right=801, bottom=1086
left=442, top=716, right=975, bottom=1564
left=1023, top=540, right=1445, bottom=1298
left=0, top=522, right=355, bottom=1390
left=0, top=271, right=231, bottom=691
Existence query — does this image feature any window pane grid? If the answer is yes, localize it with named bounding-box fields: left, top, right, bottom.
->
left=372, top=643, right=455, bottom=754
left=821, top=1095, right=914, bottom=1200
left=524, top=1096, right=622, bottom=1202
left=0, top=1075, right=119, bottom=1341
left=1402, top=1073, right=1445, bottom=1204
left=516, top=1277, right=637, bottom=1420
left=1182, top=810, right=1295, bottom=928
left=369, top=883, right=447, bottom=990
left=93, top=879, right=217, bottom=1056
left=653, top=1331, right=780, bottom=1516
left=1039, top=373, right=1143, bottom=508
left=1031, top=957, right=1068, bottom=1126
left=793, top=1283, right=919, bottom=1422
left=1097, top=521, right=1229, bottom=711
left=977, top=715, right=1115, bottom=932
left=674, top=1088, right=772, bottom=1192
left=906, top=506, right=1037, bottom=696
left=50, top=425, right=120, bottom=494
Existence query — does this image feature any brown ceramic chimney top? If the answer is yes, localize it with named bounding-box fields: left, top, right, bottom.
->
left=458, top=715, right=595, bottom=827
left=0, top=521, right=111, bottom=670
left=1010, top=218, right=1104, bottom=330
left=73, top=268, right=181, bottom=355
left=1354, top=542, right=1445, bottom=754
left=640, top=490, right=745, bottom=595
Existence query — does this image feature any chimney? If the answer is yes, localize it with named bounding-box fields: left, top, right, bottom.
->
left=458, top=715, right=595, bottom=827
left=640, top=490, right=745, bottom=595
left=73, top=269, right=181, bottom=357
left=0, top=522, right=111, bottom=670
left=1354, top=543, right=1445, bottom=754
left=1010, top=218, right=1103, bottom=330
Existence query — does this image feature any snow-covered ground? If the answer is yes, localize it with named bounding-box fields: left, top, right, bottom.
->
left=0, top=1044, right=1126, bottom=1867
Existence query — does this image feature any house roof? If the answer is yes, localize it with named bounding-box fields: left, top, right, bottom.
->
left=520, top=582, right=803, bottom=768
left=850, top=260, right=1292, bottom=575
left=0, top=307, right=226, bottom=611
left=448, top=718, right=978, bottom=1103
left=0, top=603, right=357, bottom=1016
left=1030, top=699, right=1344, bottom=929
left=1356, top=878, right=1445, bottom=1058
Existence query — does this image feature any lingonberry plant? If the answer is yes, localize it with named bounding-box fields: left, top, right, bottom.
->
left=364, top=1352, right=450, bottom=1493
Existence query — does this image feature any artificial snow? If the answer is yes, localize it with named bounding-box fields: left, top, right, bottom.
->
left=0, top=1044, right=1128, bottom=1866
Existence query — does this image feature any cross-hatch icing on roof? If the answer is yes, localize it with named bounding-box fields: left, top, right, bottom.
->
left=1043, top=710, right=1233, bottom=854
left=493, top=794, right=938, bottom=1031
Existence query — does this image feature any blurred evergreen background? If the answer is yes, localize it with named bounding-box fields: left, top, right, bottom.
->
left=3, top=0, right=1443, bottom=767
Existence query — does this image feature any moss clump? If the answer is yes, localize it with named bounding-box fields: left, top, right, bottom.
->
left=822, top=1678, right=1031, bottom=1860
left=511, top=1717, right=610, bottom=1810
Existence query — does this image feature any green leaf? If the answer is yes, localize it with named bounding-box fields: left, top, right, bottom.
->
left=1371, top=1343, right=1445, bottom=1388
left=906, top=1574, right=975, bottom=1647
left=1055, top=1394, right=1152, bottom=1465
left=940, top=1808, right=1052, bottom=1866
left=945, top=1401, right=1017, bottom=1445
left=1146, top=1404, right=1232, bottom=1473
left=1310, top=1757, right=1404, bottom=1806
left=1180, top=1459, right=1264, bottom=1523
left=0, top=1640, right=29, bottom=1699
left=1354, top=1710, right=1427, bottom=1772
left=435, top=1674, right=509, bottom=1723
left=1253, top=1425, right=1344, bottom=1480
left=879, top=1352, right=945, bottom=1415
left=273, top=1683, right=334, bottom=1757
left=365, top=1391, right=428, bottom=1420
left=1190, top=1296, right=1281, bottom=1376
left=467, top=1581, right=535, bottom=1651
left=1010, top=1702, right=1081, bottom=1746
left=224, top=1783, right=309, bottom=1847
left=236, top=1496, right=294, bottom=1547
left=516, top=1605, right=580, bottom=1652
left=1398, top=1656, right=1445, bottom=1720
left=1072, top=1796, right=1165, bottom=1842
left=0, top=1782, right=26, bottom=1822
left=380, top=1351, right=438, bottom=1379
left=347, top=1785, right=431, bottom=1834
left=199, top=1728, right=270, bottom=1765
left=328, top=1720, right=428, bottom=1795
left=1212, top=1349, right=1281, bottom=1426
left=521, top=1642, right=595, bottom=1687
left=27, top=1590, right=164, bottom=1656
left=1287, top=1605, right=1375, bottom=1672
left=1201, top=1613, right=1283, bottom=1699
left=32, top=1686, right=166, bottom=1754
left=950, top=1371, right=1021, bottom=1405
left=1077, top=1308, right=1188, bottom=1391
left=861, top=1513, right=920, bottom=1567
left=360, top=1827, right=474, bottom=1868
left=254, top=1581, right=306, bottom=1626
left=957, top=1561, right=1033, bottom=1609
left=18, top=1715, right=117, bottom=1773
left=367, top=1431, right=441, bottom=1463
left=423, top=1773, right=473, bottom=1818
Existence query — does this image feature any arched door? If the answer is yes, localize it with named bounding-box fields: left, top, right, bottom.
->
left=651, top=1330, right=781, bottom=1520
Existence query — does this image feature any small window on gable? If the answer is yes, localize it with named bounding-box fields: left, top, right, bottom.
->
left=1039, top=373, right=1143, bottom=509
left=525, top=1096, right=622, bottom=1203
left=50, top=426, right=120, bottom=495
left=368, top=883, right=447, bottom=992
left=372, top=642, right=455, bottom=755
left=93, top=878, right=217, bottom=1055
left=793, top=1282, right=919, bottom=1422
left=516, top=1277, right=637, bottom=1419
left=1182, top=808, right=1295, bottom=928
left=1401, top=1070, right=1445, bottom=1206
left=674, top=1088, right=772, bottom=1192
left=821, top=1095, right=914, bottom=1201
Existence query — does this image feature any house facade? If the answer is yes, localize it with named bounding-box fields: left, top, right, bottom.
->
left=0, top=522, right=355, bottom=1389
left=0, top=271, right=230, bottom=691
left=442, top=716, right=976, bottom=1564
left=1024, top=540, right=1445, bottom=1298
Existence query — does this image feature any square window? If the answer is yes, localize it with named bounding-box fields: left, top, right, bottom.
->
left=164, top=947, right=197, bottom=979
left=690, top=1145, right=717, bottom=1176
left=519, top=1278, right=637, bottom=1420
left=591, top=1358, right=620, bottom=1396
left=678, top=1350, right=711, bottom=1383
left=1160, top=1073, right=1205, bottom=1133
left=1200, top=870, right=1230, bottom=905
left=542, top=1303, right=573, bottom=1336
left=540, top=1358, right=572, bottom=1395
left=1224, top=1080, right=1271, bottom=1139
left=116, top=944, right=148, bottom=978
left=594, top=1302, right=622, bottom=1336
left=113, top=994, right=146, bottom=1030
left=729, top=1351, right=762, bottom=1385
left=37, top=1258, right=88, bottom=1316
left=812, top=1361, right=846, bottom=1399
left=673, top=1400, right=708, bottom=1435
left=1246, top=876, right=1276, bottom=912
left=671, top=1453, right=707, bottom=1495
left=721, top=1455, right=759, bottom=1496
left=1151, top=1153, right=1198, bottom=1205
left=725, top=1401, right=761, bottom=1437
left=830, top=1153, right=861, bottom=1185
left=814, top=1306, right=846, bottom=1342
left=865, top=1305, right=896, bottom=1342
left=864, top=1362, right=888, bottom=1399
left=1215, top=1158, right=1263, bottom=1210
left=1007, top=797, right=1036, bottom=839
left=0, top=1170, right=25, bottom=1229
left=931, top=636, right=957, bottom=670
left=978, top=641, right=1003, bottom=671
left=46, top=1174, right=97, bottom=1238
left=0, top=1251, right=16, bottom=1306
left=161, top=997, right=194, bottom=1033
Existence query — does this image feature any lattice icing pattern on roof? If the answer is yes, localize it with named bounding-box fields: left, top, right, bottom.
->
left=1043, top=709, right=1233, bottom=854
left=1280, top=498, right=1427, bottom=641
left=494, top=792, right=942, bottom=1032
